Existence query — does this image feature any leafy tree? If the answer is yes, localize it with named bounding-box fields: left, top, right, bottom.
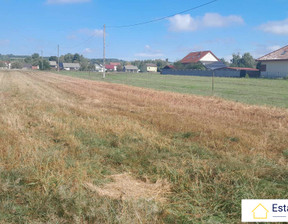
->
left=73, top=53, right=81, bottom=63
left=116, top=65, right=123, bottom=72
left=39, top=60, right=50, bottom=70
left=79, top=58, right=90, bottom=71
left=49, top=56, right=58, bottom=61
left=230, top=53, right=256, bottom=68
left=220, top=58, right=229, bottom=66
left=241, top=53, right=255, bottom=68
left=11, top=61, right=23, bottom=69
left=64, top=53, right=73, bottom=63
left=32, top=60, right=39, bottom=66
left=24, top=57, right=32, bottom=63
left=32, top=53, right=40, bottom=60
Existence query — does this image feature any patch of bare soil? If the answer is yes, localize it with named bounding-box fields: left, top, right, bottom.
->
left=84, top=173, right=170, bottom=203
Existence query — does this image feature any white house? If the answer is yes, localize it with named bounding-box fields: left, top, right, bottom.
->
left=0, top=61, right=11, bottom=69
left=181, top=51, right=219, bottom=64
left=257, top=45, right=288, bottom=78
left=49, top=61, right=57, bottom=70
left=146, top=63, right=157, bottom=72
left=124, top=65, right=139, bottom=73
left=181, top=50, right=226, bottom=70
left=95, top=63, right=104, bottom=72
left=61, top=63, right=80, bottom=71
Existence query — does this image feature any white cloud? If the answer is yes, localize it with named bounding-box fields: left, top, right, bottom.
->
left=259, top=18, right=288, bottom=35
left=169, top=13, right=244, bottom=32
left=202, top=13, right=244, bottom=27
left=46, top=0, right=90, bottom=4
left=169, top=14, right=198, bottom=31
left=145, top=45, right=151, bottom=50
left=78, top=28, right=103, bottom=37
left=83, top=48, right=92, bottom=53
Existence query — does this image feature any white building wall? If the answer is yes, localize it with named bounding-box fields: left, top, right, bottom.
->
left=147, top=66, right=157, bottom=72
left=261, top=61, right=288, bottom=78
left=200, top=52, right=218, bottom=62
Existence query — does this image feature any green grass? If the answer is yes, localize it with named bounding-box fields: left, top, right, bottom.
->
left=57, top=71, right=288, bottom=108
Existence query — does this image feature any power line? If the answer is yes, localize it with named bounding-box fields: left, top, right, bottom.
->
left=60, top=34, right=97, bottom=51
left=107, top=0, right=218, bottom=28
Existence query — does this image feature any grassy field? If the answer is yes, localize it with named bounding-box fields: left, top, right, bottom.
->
left=1, top=70, right=288, bottom=223
left=57, top=71, right=288, bottom=108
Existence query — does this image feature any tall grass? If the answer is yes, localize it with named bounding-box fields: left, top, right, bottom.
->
left=0, top=70, right=288, bottom=223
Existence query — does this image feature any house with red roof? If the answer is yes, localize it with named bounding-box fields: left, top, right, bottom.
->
left=181, top=51, right=220, bottom=64
left=257, top=45, right=288, bottom=78
left=110, top=62, right=121, bottom=67
left=105, top=64, right=115, bottom=72
left=181, top=51, right=227, bottom=70
left=0, top=61, right=11, bottom=69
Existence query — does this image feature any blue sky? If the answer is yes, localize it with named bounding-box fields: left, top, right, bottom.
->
left=0, top=0, right=288, bottom=61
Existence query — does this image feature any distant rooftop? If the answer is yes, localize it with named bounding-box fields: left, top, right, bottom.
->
left=63, top=63, right=80, bottom=68
left=257, top=45, right=288, bottom=61
left=181, top=51, right=219, bottom=64
left=146, top=63, right=157, bottom=67
left=125, top=65, right=138, bottom=70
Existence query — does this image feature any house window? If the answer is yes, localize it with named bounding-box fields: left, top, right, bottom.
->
left=260, top=64, right=266, bottom=72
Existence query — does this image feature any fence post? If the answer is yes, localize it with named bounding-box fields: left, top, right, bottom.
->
left=212, top=70, right=215, bottom=95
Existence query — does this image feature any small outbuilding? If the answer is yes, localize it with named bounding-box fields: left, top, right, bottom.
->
left=124, top=65, right=139, bottom=73
left=146, top=63, right=157, bottom=72
left=61, top=63, right=80, bottom=71
left=49, top=61, right=57, bottom=70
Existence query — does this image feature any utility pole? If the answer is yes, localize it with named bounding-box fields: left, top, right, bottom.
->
left=103, top=24, right=106, bottom=79
left=57, top=44, right=60, bottom=72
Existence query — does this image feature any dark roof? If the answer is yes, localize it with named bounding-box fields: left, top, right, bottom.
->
left=257, top=45, right=288, bottom=61
left=201, top=61, right=227, bottom=70
left=181, top=51, right=219, bottom=64
left=163, top=65, right=175, bottom=69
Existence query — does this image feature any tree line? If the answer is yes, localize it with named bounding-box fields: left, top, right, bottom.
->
left=1, top=52, right=259, bottom=71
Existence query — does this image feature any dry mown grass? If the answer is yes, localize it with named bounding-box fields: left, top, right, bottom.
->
left=0, top=70, right=288, bottom=223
